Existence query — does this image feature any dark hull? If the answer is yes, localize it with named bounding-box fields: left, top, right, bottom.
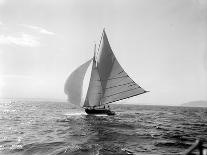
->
left=85, top=109, right=115, bottom=115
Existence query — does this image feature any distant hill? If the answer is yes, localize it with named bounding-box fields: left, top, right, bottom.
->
left=181, top=101, right=207, bottom=107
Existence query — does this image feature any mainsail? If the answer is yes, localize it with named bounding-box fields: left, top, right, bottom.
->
left=64, top=30, right=147, bottom=108
left=97, top=30, right=146, bottom=105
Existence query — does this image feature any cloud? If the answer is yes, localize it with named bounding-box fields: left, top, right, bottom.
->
left=21, top=24, right=55, bottom=35
left=0, top=33, right=40, bottom=47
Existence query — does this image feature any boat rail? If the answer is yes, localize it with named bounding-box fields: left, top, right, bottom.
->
left=183, top=139, right=207, bottom=155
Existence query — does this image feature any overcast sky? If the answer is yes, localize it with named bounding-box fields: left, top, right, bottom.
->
left=0, top=0, right=206, bottom=105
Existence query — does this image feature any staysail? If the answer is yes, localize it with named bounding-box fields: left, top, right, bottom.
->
left=83, top=57, right=102, bottom=107
left=65, top=30, right=147, bottom=108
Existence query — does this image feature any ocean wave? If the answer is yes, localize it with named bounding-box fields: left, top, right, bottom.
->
left=0, top=102, right=206, bottom=154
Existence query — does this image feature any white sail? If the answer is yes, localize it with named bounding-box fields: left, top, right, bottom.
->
left=65, top=30, right=147, bottom=108
left=101, top=59, right=146, bottom=104
left=80, top=60, right=93, bottom=107
left=64, top=59, right=92, bottom=107
left=96, top=30, right=147, bottom=105
left=83, top=58, right=102, bottom=107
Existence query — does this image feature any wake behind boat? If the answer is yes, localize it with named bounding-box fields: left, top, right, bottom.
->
left=64, top=29, right=148, bottom=115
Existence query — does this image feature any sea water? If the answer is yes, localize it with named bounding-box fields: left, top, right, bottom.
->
left=0, top=101, right=207, bottom=155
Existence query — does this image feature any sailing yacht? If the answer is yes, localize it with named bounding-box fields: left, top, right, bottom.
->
left=64, top=29, right=147, bottom=115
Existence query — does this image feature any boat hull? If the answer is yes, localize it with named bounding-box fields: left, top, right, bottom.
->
left=85, top=109, right=115, bottom=115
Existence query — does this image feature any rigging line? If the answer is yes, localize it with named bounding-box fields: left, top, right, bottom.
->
left=111, top=59, right=140, bottom=86
left=106, top=75, right=137, bottom=100
left=102, top=87, right=141, bottom=98
left=110, top=70, right=129, bottom=84
left=100, top=72, right=129, bottom=96
left=124, top=72, right=143, bottom=88
left=107, top=70, right=124, bottom=79
left=106, top=76, right=133, bottom=99
left=95, top=75, right=128, bottom=81
left=100, top=75, right=129, bottom=81
left=105, top=82, right=136, bottom=89
left=108, top=75, right=129, bottom=80
left=104, top=72, right=136, bottom=94
left=103, top=91, right=148, bottom=104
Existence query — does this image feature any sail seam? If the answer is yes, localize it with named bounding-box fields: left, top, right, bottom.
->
left=105, top=82, right=136, bottom=89
left=107, top=70, right=125, bottom=79
left=108, top=75, right=129, bottom=80
left=102, top=87, right=142, bottom=98
left=99, top=75, right=129, bottom=81
left=103, top=91, right=147, bottom=104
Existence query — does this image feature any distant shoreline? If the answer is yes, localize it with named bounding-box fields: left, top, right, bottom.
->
left=181, top=100, right=207, bottom=108
left=1, top=98, right=207, bottom=108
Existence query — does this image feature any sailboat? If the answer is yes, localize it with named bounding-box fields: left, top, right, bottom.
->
left=64, top=29, right=148, bottom=115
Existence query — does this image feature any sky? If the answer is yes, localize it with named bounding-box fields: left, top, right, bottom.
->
left=0, top=0, right=206, bottom=105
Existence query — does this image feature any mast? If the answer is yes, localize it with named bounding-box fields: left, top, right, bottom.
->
left=64, top=29, right=147, bottom=108
left=82, top=44, right=103, bottom=108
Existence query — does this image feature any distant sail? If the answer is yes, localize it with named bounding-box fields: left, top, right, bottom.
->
left=96, top=30, right=146, bottom=105
left=64, top=59, right=92, bottom=106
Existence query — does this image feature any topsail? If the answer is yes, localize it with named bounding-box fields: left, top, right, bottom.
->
left=65, top=30, right=147, bottom=108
